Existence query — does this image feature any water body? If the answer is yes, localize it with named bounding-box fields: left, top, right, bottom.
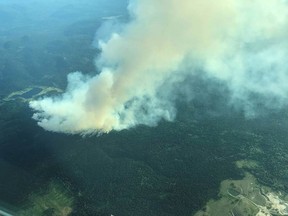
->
left=20, top=88, right=42, bottom=99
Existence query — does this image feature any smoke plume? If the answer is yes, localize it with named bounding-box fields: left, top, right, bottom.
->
left=30, top=0, right=288, bottom=134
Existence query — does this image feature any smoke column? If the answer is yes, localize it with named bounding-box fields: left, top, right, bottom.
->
left=30, top=0, right=288, bottom=134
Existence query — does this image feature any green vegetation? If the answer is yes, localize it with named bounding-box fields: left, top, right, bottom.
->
left=19, top=182, right=73, bottom=216
left=1, top=1, right=288, bottom=215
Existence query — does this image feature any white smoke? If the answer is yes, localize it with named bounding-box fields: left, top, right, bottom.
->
left=30, top=0, right=288, bottom=134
